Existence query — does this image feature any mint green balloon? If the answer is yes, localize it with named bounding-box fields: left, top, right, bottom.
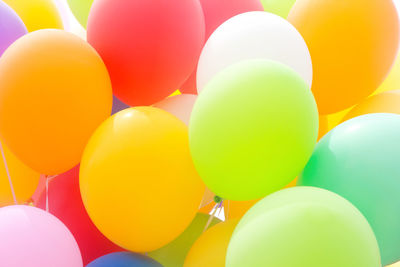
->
left=299, top=113, right=400, bottom=266
left=261, top=0, right=297, bottom=18
left=226, top=187, right=381, bottom=267
left=189, top=59, right=318, bottom=201
left=148, top=213, right=220, bottom=267
left=67, top=0, right=93, bottom=28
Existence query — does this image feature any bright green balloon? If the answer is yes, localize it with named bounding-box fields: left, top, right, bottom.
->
left=261, top=0, right=297, bottom=18
left=148, top=213, right=220, bottom=267
left=226, top=187, right=381, bottom=267
left=67, top=0, right=93, bottom=28
left=298, top=113, right=400, bottom=266
left=189, top=59, right=318, bottom=201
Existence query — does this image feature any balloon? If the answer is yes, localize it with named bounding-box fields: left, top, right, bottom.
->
left=36, top=166, right=122, bottom=265
left=0, top=1, right=27, bottom=57
left=179, top=0, right=263, bottom=94
left=0, top=30, right=112, bottom=175
left=30, top=174, right=46, bottom=203
left=288, top=0, right=399, bottom=114
left=0, top=205, right=82, bottom=267
left=67, top=0, right=93, bottom=28
left=184, top=220, right=239, bottom=267
left=226, top=187, right=381, bottom=267
left=375, top=53, right=400, bottom=94
left=87, top=0, right=205, bottom=106
left=153, top=94, right=216, bottom=210
left=226, top=199, right=259, bottom=220
left=298, top=114, right=400, bottom=265
left=318, top=115, right=329, bottom=140
left=201, top=0, right=263, bottom=38
left=324, top=107, right=351, bottom=133
left=0, top=141, right=39, bottom=206
left=80, top=107, right=205, bottom=252
left=226, top=178, right=297, bottom=219
left=261, top=0, right=296, bottom=18
left=198, top=201, right=215, bottom=214
left=197, top=11, right=312, bottom=93
left=149, top=213, right=221, bottom=267
left=190, top=59, right=318, bottom=200
left=342, top=90, right=400, bottom=122
left=180, top=72, right=198, bottom=95
left=3, top=0, right=63, bottom=32
left=87, top=252, right=161, bottom=267
left=153, top=94, right=197, bottom=125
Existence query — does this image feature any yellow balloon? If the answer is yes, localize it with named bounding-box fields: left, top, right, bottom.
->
left=80, top=107, right=205, bottom=252
left=376, top=53, right=400, bottom=94
left=3, top=0, right=63, bottom=32
left=0, top=141, right=39, bottom=206
left=184, top=220, right=239, bottom=267
left=342, top=90, right=400, bottom=122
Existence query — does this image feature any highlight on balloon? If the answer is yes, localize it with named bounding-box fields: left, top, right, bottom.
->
left=0, top=0, right=400, bottom=266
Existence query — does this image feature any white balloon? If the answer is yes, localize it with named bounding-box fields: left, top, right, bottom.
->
left=197, top=11, right=312, bottom=92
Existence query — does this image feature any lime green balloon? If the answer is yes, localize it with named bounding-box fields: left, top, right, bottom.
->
left=149, top=213, right=220, bottom=267
left=226, top=187, right=381, bottom=267
left=261, top=0, right=297, bottom=18
left=299, top=113, right=400, bottom=266
left=67, top=0, right=93, bottom=28
left=189, top=59, right=318, bottom=201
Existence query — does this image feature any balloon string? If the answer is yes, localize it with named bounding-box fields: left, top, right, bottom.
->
left=45, top=175, right=57, bottom=212
left=203, top=201, right=223, bottom=233
left=226, top=200, right=230, bottom=220
left=45, top=175, right=49, bottom=212
left=0, top=141, right=17, bottom=205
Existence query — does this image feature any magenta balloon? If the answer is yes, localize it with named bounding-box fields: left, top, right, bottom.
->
left=0, top=1, right=27, bottom=56
left=0, top=205, right=83, bottom=267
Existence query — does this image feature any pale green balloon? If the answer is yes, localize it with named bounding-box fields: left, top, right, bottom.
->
left=226, top=187, right=381, bottom=267
left=261, top=0, right=297, bottom=18
left=67, top=0, right=93, bottom=28
left=148, top=213, right=220, bottom=267
left=299, top=113, right=400, bottom=265
left=189, top=59, right=318, bottom=201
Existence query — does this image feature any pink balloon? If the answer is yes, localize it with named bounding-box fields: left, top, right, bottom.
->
left=153, top=94, right=197, bottom=125
left=0, top=205, right=83, bottom=267
left=180, top=0, right=263, bottom=94
left=201, top=0, right=263, bottom=38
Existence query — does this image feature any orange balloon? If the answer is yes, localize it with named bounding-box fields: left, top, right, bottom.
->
left=343, top=90, right=400, bottom=122
left=184, top=220, right=239, bottom=267
left=0, top=30, right=112, bottom=175
left=199, top=201, right=215, bottom=214
left=226, top=178, right=297, bottom=220
left=288, top=0, right=399, bottom=115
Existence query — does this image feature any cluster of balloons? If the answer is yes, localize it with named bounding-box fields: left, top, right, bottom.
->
left=1, top=0, right=400, bottom=266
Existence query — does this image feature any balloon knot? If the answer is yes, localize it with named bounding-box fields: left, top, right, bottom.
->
left=214, top=195, right=223, bottom=203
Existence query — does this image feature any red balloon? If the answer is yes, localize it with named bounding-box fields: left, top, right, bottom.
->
left=87, top=0, right=205, bottom=106
left=179, top=0, right=263, bottom=94
left=37, top=166, right=122, bottom=265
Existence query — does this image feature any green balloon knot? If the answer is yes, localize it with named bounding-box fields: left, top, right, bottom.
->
left=214, top=196, right=223, bottom=203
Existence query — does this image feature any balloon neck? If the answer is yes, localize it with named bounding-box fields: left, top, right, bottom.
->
left=214, top=195, right=223, bottom=203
